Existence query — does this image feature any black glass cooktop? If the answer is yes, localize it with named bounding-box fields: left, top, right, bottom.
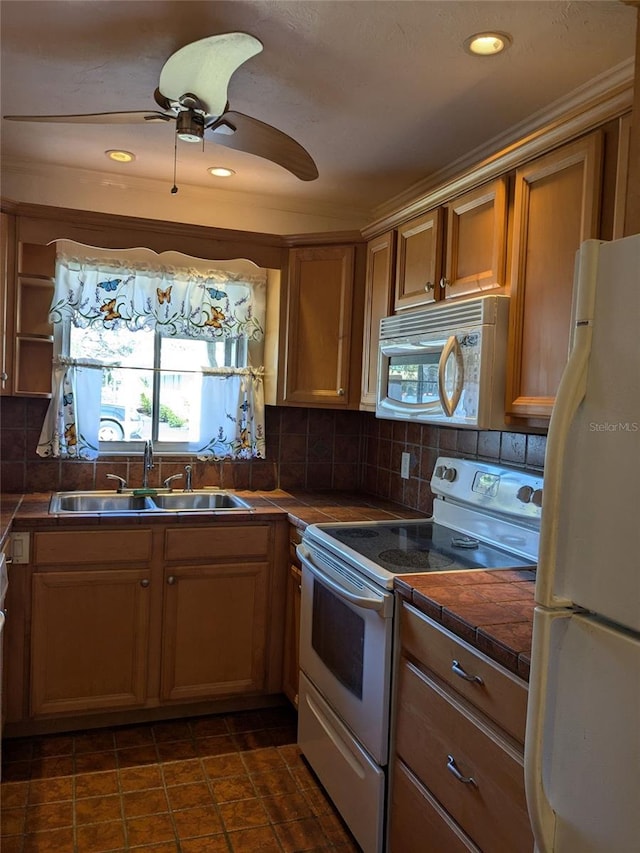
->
left=319, top=522, right=534, bottom=574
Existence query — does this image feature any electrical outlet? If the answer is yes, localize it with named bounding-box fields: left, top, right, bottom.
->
left=401, top=452, right=411, bottom=480
left=10, top=531, right=30, bottom=564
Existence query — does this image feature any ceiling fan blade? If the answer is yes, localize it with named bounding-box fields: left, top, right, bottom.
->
left=158, top=32, right=262, bottom=118
left=209, top=111, right=318, bottom=181
left=3, top=111, right=171, bottom=124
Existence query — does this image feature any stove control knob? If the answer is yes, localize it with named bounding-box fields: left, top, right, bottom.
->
left=517, top=486, right=534, bottom=503
left=443, top=467, right=457, bottom=482
left=434, top=465, right=446, bottom=479
left=531, top=489, right=543, bottom=508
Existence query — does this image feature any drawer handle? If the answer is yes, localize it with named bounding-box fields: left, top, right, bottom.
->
left=452, top=659, right=483, bottom=685
left=447, top=755, right=476, bottom=786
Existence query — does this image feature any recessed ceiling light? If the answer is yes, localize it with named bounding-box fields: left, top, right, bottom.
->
left=208, top=166, right=235, bottom=178
left=105, top=149, right=135, bottom=163
left=465, top=32, right=512, bottom=56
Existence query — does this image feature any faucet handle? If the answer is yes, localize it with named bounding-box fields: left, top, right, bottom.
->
left=163, top=473, right=183, bottom=491
left=184, top=465, right=193, bottom=492
left=106, top=474, right=128, bottom=493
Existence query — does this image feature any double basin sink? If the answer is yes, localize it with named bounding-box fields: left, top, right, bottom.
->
left=49, top=490, right=252, bottom=515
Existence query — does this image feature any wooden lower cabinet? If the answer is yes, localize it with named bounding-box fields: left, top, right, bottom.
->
left=389, top=602, right=533, bottom=853
left=30, top=568, right=151, bottom=717
left=8, top=519, right=288, bottom=730
left=160, top=561, right=269, bottom=702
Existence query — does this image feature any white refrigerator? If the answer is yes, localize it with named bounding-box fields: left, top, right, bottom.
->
left=525, top=234, right=640, bottom=852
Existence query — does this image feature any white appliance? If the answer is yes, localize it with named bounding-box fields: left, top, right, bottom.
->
left=376, top=294, right=510, bottom=428
left=297, top=456, right=542, bottom=853
left=525, top=234, right=640, bottom=853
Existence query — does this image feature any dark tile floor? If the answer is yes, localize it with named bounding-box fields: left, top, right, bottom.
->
left=0, top=706, right=361, bottom=852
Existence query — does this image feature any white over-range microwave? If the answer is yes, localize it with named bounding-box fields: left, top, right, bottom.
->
left=376, top=294, right=510, bottom=429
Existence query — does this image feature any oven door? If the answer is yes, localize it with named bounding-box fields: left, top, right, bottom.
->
left=297, top=542, right=394, bottom=765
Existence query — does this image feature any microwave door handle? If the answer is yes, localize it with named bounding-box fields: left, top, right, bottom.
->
left=298, top=546, right=386, bottom=613
left=438, top=335, right=464, bottom=417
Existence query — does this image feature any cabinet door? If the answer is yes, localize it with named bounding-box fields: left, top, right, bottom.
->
left=281, top=245, right=355, bottom=407
left=506, top=132, right=603, bottom=419
left=395, top=209, right=443, bottom=310
left=30, top=569, right=151, bottom=717
left=161, top=562, right=269, bottom=702
left=441, top=177, right=508, bottom=299
left=360, top=231, right=395, bottom=410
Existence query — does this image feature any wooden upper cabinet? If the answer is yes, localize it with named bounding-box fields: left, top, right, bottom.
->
left=0, top=212, right=16, bottom=395
left=360, top=230, right=395, bottom=410
left=394, top=209, right=443, bottom=310
left=506, top=131, right=603, bottom=419
left=441, top=177, right=508, bottom=299
left=280, top=244, right=357, bottom=407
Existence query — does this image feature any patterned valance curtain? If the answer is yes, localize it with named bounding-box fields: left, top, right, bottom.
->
left=37, top=242, right=267, bottom=461
left=50, top=245, right=265, bottom=341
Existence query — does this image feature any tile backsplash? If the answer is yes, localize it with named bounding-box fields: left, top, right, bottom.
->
left=0, top=397, right=546, bottom=512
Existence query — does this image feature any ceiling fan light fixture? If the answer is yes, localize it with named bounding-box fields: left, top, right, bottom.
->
left=465, top=32, right=511, bottom=56
left=208, top=166, right=235, bottom=178
left=176, top=111, right=204, bottom=143
left=105, top=149, right=135, bottom=163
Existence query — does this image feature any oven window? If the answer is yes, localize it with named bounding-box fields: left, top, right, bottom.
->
left=387, top=353, right=440, bottom=404
left=312, top=581, right=364, bottom=699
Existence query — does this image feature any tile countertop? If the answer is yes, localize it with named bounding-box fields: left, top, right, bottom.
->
left=2, top=490, right=534, bottom=680
left=395, top=569, right=536, bottom=681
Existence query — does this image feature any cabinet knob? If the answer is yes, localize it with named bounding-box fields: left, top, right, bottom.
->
left=517, top=486, right=534, bottom=504
left=0, top=371, right=7, bottom=382
left=439, top=277, right=450, bottom=290
left=140, top=579, right=150, bottom=588
left=167, top=575, right=177, bottom=585
left=424, top=281, right=434, bottom=292
left=337, top=388, right=345, bottom=396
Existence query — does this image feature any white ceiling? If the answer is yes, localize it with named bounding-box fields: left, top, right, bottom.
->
left=1, top=0, right=637, bottom=224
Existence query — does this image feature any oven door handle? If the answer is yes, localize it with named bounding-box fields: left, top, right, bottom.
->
left=298, top=546, right=387, bottom=613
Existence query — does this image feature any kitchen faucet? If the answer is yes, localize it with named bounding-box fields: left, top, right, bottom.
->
left=184, top=465, right=193, bottom=492
left=142, top=439, right=154, bottom=488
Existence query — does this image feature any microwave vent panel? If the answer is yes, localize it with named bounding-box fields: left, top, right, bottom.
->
left=380, top=295, right=508, bottom=340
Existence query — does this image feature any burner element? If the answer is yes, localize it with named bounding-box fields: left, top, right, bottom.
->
left=378, top=548, right=454, bottom=570
left=451, top=536, right=480, bottom=550
left=341, top=529, right=380, bottom=539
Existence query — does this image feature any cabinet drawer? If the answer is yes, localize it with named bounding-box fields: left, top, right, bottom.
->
left=34, top=529, right=152, bottom=565
left=164, top=525, right=270, bottom=561
left=395, top=658, right=533, bottom=853
left=389, top=759, right=480, bottom=853
left=401, top=602, right=528, bottom=743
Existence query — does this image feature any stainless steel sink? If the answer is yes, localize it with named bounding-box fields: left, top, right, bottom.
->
left=150, top=492, right=251, bottom=511
left=49, top=490, right=251, bottom=514
left=49, top=492, right=156, bottom=513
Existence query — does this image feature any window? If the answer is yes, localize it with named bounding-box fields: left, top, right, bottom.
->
left=37, top=243, right=267, bottom=460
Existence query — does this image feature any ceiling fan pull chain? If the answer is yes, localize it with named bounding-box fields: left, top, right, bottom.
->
left=171, top=130, right=178, bottom=194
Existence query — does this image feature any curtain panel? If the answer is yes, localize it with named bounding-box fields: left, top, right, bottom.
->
left=38, top=243, right=267, bottom=461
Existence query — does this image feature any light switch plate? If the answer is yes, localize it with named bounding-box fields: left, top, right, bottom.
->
left=401, top=452, right=411, bottom=480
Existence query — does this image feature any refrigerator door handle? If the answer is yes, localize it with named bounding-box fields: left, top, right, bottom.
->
left=525, top=606, right=570, bottom=853
left=536, top=241, right=601, bottom=608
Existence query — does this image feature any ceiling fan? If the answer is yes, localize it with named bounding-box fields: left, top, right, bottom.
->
left=3, top=32, right=319, bottom=182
